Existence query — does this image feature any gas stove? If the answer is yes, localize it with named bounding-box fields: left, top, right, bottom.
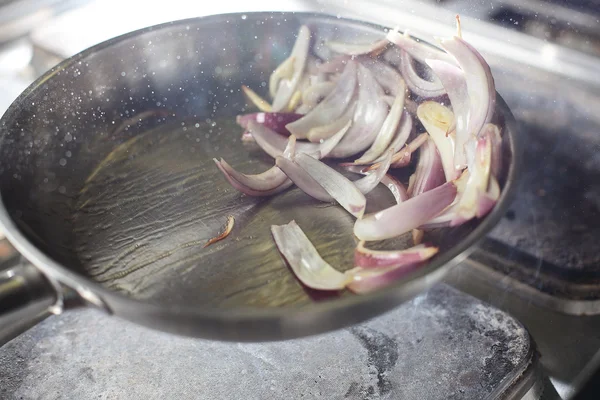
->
left=1, top=1, right=599, bottom=399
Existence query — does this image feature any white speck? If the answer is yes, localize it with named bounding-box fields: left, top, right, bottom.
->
left=66, top=151, right=72, bottom=157
left=59, top=158, right=67, bottom=166
left=195, top=123, right=200, bottom=128
left=241, top=14, right=247, bottom=20
left=121, top=72, right=126, bottom=77
left=64, top=133, right=73, bottom=142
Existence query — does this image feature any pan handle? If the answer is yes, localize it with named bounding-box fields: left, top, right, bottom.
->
left=0, top=261, right=59, bottom=346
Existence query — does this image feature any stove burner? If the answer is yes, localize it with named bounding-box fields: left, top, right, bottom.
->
left=0, top=284, right=543, bottom=399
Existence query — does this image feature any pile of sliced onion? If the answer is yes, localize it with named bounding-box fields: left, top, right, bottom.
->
left=214, top=20, right=505, bottom=294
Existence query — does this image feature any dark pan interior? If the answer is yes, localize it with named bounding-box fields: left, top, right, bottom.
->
left=0, top=13, right=511, bottom=310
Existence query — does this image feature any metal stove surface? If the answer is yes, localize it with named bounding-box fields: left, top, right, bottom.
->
left=0, top=284, right=543, bottom=400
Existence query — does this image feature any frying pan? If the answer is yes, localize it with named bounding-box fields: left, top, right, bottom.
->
left=0, top=12, right=519, bottom=343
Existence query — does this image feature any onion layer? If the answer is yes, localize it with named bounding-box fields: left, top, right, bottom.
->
left=329, top=64, right=387, bottom=158
left=417, top=101, right=460, bottom=181
left=272, top=26, right=311, bottom=111
left=295, top=153, right=366, bottom=218
left=326, top=38, right=389, bottom=56
left=354, top=241, right=438, bottom=269
left=354, top=182, right=457, bottom=241
left=407, top=137, right=446, bottom=197
left=271, top=220, right=350, bottom=290
left=236, top=112, right=303, bottom=135
left=286, top=61, right=358, bottom=139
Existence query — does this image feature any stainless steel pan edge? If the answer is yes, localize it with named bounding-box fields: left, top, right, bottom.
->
left=0, top=12, right=521, bottom=343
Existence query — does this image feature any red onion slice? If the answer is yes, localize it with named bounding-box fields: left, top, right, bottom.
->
left=306, top=103, right=356, bottom=143
left=247, top=119, right=347, bottom=159
left=354, top=242, right=439, bottom=269
left=365, top=130, right=425, bottom=171
left=295, top=153, right=366, bottom=218
left=354, top=182, right=457, bottom=241
left=215, top=162, right=294, bottom=197
left=386, top=29, right=456, bottom=65
left=343, top=164, right=408, bottom=204
left=301, top=82, right=336, bottom=107
left=477, top=176, right=500, bottom=218
left=360, top=58, right=405, bottom=97
left=355, top=89, right=406, bottom=164
left=269, top=56, right=295, bottom=98
left=439, top=37, right=496, bottom=142
left=452, top=132, right=492, bottom=224
left=353, top=150, right=393, bottom=194
left=407, top=138, right=446, bottom=197
left=236, top=112, right=303, bottom=135
left=217, top=158, right=288, bottom=191
left=214, top=135, right=297, bottom=195
left=275, top=156, right=332, bottom=202
left=346, top=261, right=424, bottom=294
left=272, top=26, right=311, bottom=112
left=329, top=64, right=387, bottom=158
left=481, top=123, right=503, bottom=178
left=417, top=101, right=460, bottom=181
left=425, top=59, right=469, bottom=168
left=317, top=55, right=350, bottom=73
left=400, top=50, right=446, bottom=98
left=271, top=221, right=350, bottom=290
left=242, top=85, right=272, bottom=112
left=286, top=61, right=358, bottom=139
left=326, top=38, right=389, bottom=56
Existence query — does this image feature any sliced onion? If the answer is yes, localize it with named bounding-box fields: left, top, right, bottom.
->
left=354, top=182, right=457, bottom=241
left=481, top=123, right=503, bottom=178
left=400, top=50, right=446, bottom=98
left=343, top=164, right=407, bottom=204
left=241, top=130, right=253, bottom=142
left=317, top=55, right=350, bottom=73
left=379, top=111, right=414, bottom=162
left=353, top=150, right=393, bottom=194
left=306, top=102, right=356, bottom=143
left=417, top=101, right=460, bottom=181
left=271, top=221, right=350, bottom=290
left=477, top=175, right=500, bottom=218
left=360, top=58, right=405, bottom=96
left=275, top=156, right=332, bottom=202
left=286, top=61, right=358, bottom=139
left=355, top=88, right=406, bottom=164
left=217, top=158, right=288, bottom=191
left=215, top=164, right=294, bottom=197
left=326, top=38, right=389, bottom=56
left=295, top=153, right=366, bottom=218
left=439, top=37, right=496, bottom=142
left=204, top=215, right=235, bottom=248
left=346, top=261, right=424, bottom=294
left=412, top=229, right=424, bottom=245
left=329, top=64, right=387, bottom=158
left=452, top=132, right=492, bottom=224
left=425, top=59, right=469, bottom=168
left=302, top=82, right=336, bottom=107
left=247, top=119, right=348, bottom=159
left=214, top=135, right=296, bottom=195
left=236, top=112, right=303, bottom=135
left=272, top=26, right=311, bottom=111
left=269, top=56, right=295, bottom=98
left=242, top=85, right=272, bottom=112
left=366, top=130, right=425, bottom=171
left=354, top=241, right=438, bottom=269
left=407, top=138, right=446, bottom=197
left=386, top=29, right=456, bottom=65
left=419, top=169, right=469, bottom=229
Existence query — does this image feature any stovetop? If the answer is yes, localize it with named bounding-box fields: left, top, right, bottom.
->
left=0, top=0, right=599, bottom=399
